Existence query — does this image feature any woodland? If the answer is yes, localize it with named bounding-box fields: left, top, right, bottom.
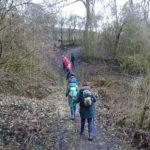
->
left=0, top=0, right=150, bottom=150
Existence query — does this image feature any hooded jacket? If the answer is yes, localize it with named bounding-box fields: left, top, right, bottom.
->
left=74, top=87, right=96, bottom=118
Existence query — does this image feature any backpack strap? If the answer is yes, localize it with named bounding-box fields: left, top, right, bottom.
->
left=79, top=89, right=85, bottom=106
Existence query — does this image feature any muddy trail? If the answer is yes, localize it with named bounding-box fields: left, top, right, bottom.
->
left=51, top=46, right=133, bottom=150
left=54, top=46, right=81, bottom=74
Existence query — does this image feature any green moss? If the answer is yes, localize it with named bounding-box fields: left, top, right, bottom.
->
left=0, top=141, right=6, bottom=147
left=119, top=55, right=150, bottom=74
left=29, top=145, right=45, bottom=150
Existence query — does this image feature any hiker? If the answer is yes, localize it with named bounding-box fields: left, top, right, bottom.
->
left=66, top=69, right=73, bottom=80
left=71, top=53, right=76, bottom=68
left=65, top=60, right=72, bottom=73
left=66, top=81, right=79, bottom=120
left=67, top=72, right=77, bottom=85
left=74, top=84, right=96, bottom=141
left=61, top=55, right=68, bottom=70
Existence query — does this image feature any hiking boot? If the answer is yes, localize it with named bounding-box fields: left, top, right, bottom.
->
left=70, top=116, right=75, bottom=120
left=73, top=115, right=75, bottom=120
left=80, top=131, right=84, bottom=135
left=88, top=135, right=93, bottom=141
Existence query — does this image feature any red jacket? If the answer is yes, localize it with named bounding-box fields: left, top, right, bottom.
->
left=62, top=57, right=68, bottom=64
left=65, top=62, right=72, bottom=70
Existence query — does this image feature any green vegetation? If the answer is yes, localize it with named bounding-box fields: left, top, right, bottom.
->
left=0, top=1, right=61, bottom=98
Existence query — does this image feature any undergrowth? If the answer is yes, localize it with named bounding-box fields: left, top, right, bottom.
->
left=76, top=56, right=150, bottom=149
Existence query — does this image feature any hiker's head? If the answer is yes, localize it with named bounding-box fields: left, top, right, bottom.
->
left=70, top=72, right=75, bottom=76
left=82, top=83, right=91, bottom=90
left=82, top=83, right=88, bottom=86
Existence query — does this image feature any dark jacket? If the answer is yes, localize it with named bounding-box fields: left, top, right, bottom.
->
left=74, top=87, right=96, bottom=118
left=71, top=55, right=75, bottom=62
left=66, top=70, right=73, bottom=80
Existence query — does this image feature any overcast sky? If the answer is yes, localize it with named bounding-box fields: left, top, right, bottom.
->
left=31, top=0, right=142, bottom=31
left=32, top=0, right=141, bottom=26
left=32, top=0, right=128, bottom=17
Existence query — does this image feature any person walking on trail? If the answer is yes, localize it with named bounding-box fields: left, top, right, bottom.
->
left=65, top=60, right=72, bottom=73
left=66, top=69, right=73, bottom=80
left=61, top=55, right=68, bottom=70
left=67, top=73, right=77, bottom=85
left=74, top=84, right=96, bottom=141
left=71, top=53, right=76, bottom=68
left=66, top=82, right=79, bottom=120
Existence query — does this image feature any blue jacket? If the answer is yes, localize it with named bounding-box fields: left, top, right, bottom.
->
left=74, top=87, right=96, bottom=118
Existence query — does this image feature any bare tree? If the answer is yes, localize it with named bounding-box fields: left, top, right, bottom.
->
left=143, top=0, right=150, bottom=21
left=78, top=0, right=95, bottom=56
left=60, top=15, right=65, bottom=49
left=66, top=14, right=78, bottom=45
left=129, top=0, right=133, bottom=7
left=114, top=0, right=118, bottom=25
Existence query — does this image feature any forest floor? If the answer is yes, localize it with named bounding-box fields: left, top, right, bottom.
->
left=0, top=46, right=138, bottom=150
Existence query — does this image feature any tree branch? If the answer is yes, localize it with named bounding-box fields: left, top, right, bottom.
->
left=78, top=0, right=87, bottom=7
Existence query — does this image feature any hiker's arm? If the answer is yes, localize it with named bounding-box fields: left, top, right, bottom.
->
left=76, top=85, right=79, bottom=93
left=66, top=74, right=69, bottom=80
left=74, top=90, right=81, bottom=103
left=92, top=93, right=96, bottom=102
left=66, top=86, right=69, bottom=97
left=74, top=96, right=80, bottom=103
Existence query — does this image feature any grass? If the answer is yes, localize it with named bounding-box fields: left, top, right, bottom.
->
left=119, top=55, right=150, bottom=74
left=0, top=141, right=6, bottom=147
left=0, top=87, right=68, bottom=150
left=29, top=145, right=46, bottom=150
left=75, top=56, right=150, bottom=148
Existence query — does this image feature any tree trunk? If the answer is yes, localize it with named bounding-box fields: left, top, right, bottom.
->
left=83, top=0, right=91, bottom=57
left=0, top=40, right=3, bottom=58
left=129, top=0, right=133, bottom=7
left=114, top=0, right=118, bottom=25
left=113, top=24, right=124, bottom=58
left=139, top=106, right=149, bottom=129
left=143, top=0, right=150, bottom=21
left=60, top=18, right=64, bottom=49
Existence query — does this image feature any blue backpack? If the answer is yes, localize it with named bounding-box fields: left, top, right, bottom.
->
left=69, top=77, right=77, bottom=83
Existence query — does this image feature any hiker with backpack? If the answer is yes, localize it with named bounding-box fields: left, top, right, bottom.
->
left=67, top=73, right=77, bottom=85
left=66, top=81, right=79, bottom=120
left=74, top=84, right=96, bottom=141
left=71, top=53, right=76, bottom=68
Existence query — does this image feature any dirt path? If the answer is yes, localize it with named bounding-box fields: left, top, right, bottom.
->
left=55, top=46, right=81, bottom=69
left=0, top=47, right=134, bottom=150
left=52, top=46, right=133, bottom=150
